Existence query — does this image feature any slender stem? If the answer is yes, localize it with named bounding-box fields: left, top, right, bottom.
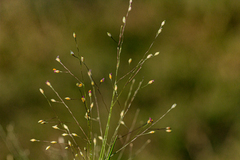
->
left=99, top=1, right=132, bottom=159
left=117, top=109, right=140, bottom=160
left=99, top=89, right=117, bottom=159
left=111, top=104, right=176, bottom=157
left=48, top=84, right=90, bottom=143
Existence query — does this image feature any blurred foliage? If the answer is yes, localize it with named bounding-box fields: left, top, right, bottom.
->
left=1, top=0, right=240, bottom=159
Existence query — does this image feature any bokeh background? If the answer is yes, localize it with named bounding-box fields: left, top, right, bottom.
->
left=1, top=0, right=240, bottom=159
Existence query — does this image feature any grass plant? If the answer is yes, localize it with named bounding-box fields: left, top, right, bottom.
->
left=30, top=0, right=176, bottom=159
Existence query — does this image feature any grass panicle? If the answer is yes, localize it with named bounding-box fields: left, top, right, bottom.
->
left=30, top=0, right=176, bottom=159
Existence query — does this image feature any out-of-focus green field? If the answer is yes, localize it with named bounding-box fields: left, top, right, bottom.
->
left=1, top=0, right=240, bottom=159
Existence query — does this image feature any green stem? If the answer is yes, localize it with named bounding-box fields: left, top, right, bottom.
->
left=99, top=89, right=117, bottom=159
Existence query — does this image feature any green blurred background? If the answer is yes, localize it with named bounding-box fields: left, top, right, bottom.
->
left=1, top=0, right=240, bottom=159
